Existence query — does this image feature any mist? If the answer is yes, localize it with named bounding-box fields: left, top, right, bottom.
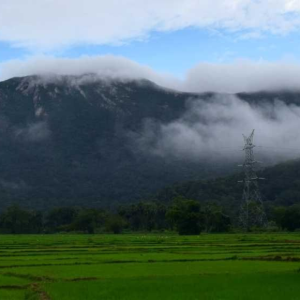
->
left=14, top=122, right=51, bottom=142
left=0, top=56, right=181, bottom=91
left=2, top=56, right=300, bottom=93
left=135, top=95, right=300, bottom=163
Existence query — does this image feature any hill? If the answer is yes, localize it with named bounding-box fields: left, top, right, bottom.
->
left=155, top=159, right=300, bottom=218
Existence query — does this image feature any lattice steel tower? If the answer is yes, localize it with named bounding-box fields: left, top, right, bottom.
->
left=239, top=130, right=266, bottom=231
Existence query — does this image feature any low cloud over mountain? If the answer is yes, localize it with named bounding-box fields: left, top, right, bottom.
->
left=2, top=56, right=300, bottom=93
left=137, top=94, right=300, bottom=162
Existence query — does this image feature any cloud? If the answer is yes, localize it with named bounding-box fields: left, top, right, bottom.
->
left=2, top=55, right=300, bottom=93
left=185, top=60, right=300, bottom=93
left=135, top=95, right=300, bottom=162
left=0, top=0, right=300, bottom=51
left=0, top=55, right=181, bottom=89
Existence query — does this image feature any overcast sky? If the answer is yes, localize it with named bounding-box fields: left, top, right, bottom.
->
left=1, top=0, right=300, bottom=92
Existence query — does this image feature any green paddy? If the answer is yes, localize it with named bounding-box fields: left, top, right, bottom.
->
left=0, top=233, right=299, bottom=299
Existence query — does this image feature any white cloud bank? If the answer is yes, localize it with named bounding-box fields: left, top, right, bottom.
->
left=185, top=60, right=300, bottom=93
left=2, top=56, right=300, bottom=93
left=0, top=0, right=300, bottom=50
left=0, top=55, right=181, bottom=90
left=136, top=95, right=300, bottom=162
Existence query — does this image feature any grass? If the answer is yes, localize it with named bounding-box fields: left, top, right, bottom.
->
left=0, top=233, right=299, bottom=299
left=5, top=260, right=300, bottom=280
left=0, top=274, right=31, bottom=286
left=0, top=289, right=26, bottom=300
left=43, top=273, right=300, bottom=300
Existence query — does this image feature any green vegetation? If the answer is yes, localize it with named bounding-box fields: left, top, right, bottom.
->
left=156, top=159, right=300, bottom=216
left=43, top=274, right=300, bottom=300
left=0, top=201, right=232, bottom=235
left=1, top=198, right=300, bottom=236
left=0, top=233, right=300, bottom=299
left=0, top=289, right=26, bottom=300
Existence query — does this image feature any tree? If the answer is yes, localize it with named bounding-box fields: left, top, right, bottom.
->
left=270, top=206, right=286, bottom=229
left=0, top=205, right=43, bottom=234
left=119, top=202, right=167, bottom=232
left=167, top=198, right=203, bottom=235
left=105, top=215, right=127, bottom=234
left=72, top=209, right=106, bottom=234
left=46, top=207, right=79, bottom=232
left=281, top=205, right=300, bottom=231
left=203, top=204, right=231, bottom=233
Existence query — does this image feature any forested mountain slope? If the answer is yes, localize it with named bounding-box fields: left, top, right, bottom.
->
left=156, top=159, right=300, bottom=217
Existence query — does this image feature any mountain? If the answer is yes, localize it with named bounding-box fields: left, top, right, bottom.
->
left=0, top=74, right=300, bottom=211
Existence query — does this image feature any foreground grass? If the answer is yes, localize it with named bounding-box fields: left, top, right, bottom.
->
left=5, top=260, right=300, bottom=280
left=0, top=289, right=26, bottom=300
left=0, top=233, right=299, bottom=299
left=43, top=273, right=300, bottom=300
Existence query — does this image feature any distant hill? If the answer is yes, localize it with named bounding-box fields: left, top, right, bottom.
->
left=0, top=74, right=300, bottom=211
left=155, top=159, right=300, bottom=218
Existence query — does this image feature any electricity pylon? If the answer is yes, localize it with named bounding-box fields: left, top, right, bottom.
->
left=239, top=129, right=266, bottom=231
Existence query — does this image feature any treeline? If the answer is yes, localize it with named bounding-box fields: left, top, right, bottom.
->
left=0, top=198, right=300, bottom=234
left=0, top=198, right=230, bottom=234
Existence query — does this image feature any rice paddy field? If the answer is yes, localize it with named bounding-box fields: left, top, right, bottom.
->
left=0, top=233, right=300, bottom=300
